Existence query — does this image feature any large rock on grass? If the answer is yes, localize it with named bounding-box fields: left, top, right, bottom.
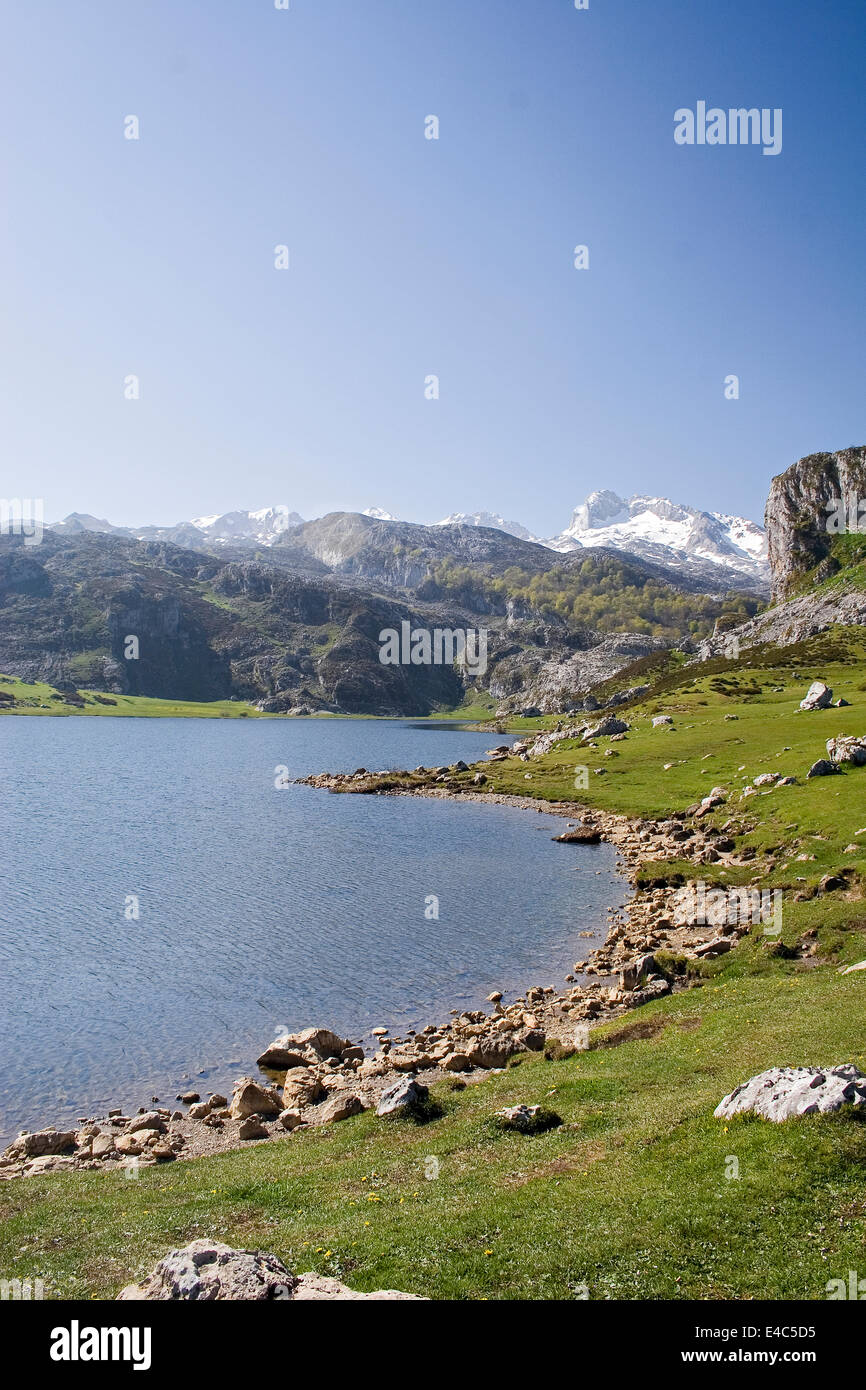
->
left=827, top=734, right=866, bottom=766
left=117, top=1240, right=424, bottom=1300
left=714, top=1065, right=866, bottom=1122
left=800, top=681, right=833, bottom=711
left=376, top=1078, right=428, bottom=1117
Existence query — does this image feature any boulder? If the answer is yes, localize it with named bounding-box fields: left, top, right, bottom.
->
left=4, top=1128, right=77, bottom=1160
left=229, top=1078, right=283, bottom=1120
left=585, top=717, right=629, bottom=739
left=376, top=1078, right=429, bottom=1117
left=552, top=827, right=602, bottom=844
left=619, top=953, right=657, bottom=991
left=256, top=1039, right=311, bottom=1071
left=317, top=1093, right=364, bottom=1124
left=25, top=1155, right=76, bottom=1175
left=116, top=1241, right=421, bottom=1301
left=281, top=1068, right=325, bottom=1109
left=284, top=1027, right=348, bottom=1060
left=465, top=1035, right=525, bottom=1069
left=238, top=1116, right=268, bottom=1141
left=807, top=759, right=841, bottom=778
left=126, top=1112, right=166, bottom=1135
left=799, top=680, right=833, bottom=711
left=278, top=1108, right=304, bottom=1130
left=115, top=1135, right=143, bottom=1156
left=494, top=1104, right=562, bottom=1135
left=714, top=1065, right=866, bottom=1122
left=827, top=734, right=866, bottom=766
left=699, top=787, right=728, bottom=811
left=652, top=715, right=673, bottom=727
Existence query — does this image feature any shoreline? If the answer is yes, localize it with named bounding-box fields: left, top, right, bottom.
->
left=0, top=775, right=743, bottom=1181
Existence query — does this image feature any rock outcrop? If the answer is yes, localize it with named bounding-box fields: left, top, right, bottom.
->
left=765, top=446, right=866, bottom=602
left=117, top=1240, right=424, bottom=1300
left=715, top=1065, right=866, bottom=1122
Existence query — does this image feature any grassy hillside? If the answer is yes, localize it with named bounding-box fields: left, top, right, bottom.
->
left=476, top=627, right=866, bottom=893
left=2, top=927, right=865, bottom=1302
left=2, top=633, right=865, bottom=1301
left=0, top=675, right=271, bottom=719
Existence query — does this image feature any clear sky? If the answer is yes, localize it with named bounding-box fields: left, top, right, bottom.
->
left=1, top=0, right=864, bottom=534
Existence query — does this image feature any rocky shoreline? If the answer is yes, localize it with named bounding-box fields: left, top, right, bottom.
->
left=0, top=769, right=769, bottom=1182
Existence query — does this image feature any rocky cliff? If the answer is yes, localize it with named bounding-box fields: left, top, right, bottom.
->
left=766, top=446, right=866, bottom=601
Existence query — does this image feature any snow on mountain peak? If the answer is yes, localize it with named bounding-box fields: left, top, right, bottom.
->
left=435, top=511, right=540, bottom=543
left=362, top=506, right=397, bottom=521
left=189, top=506, right=304, bottom=543
left=548, top=491, right=768, bottom=583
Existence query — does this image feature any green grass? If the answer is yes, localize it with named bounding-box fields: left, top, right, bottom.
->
left=460, top=630, right=866, bottom=895
left=3, top=923, right=866, bottom=1301
left=3, top=629, right=866, bottom=1300
left=0, top=675, right=274, bottom=719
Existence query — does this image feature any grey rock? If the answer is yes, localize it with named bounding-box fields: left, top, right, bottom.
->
left=117, top=1239, right=425, bottom=1300
left=766, top=446, right=866, bottom=602
left=494, top=1104, right=562, bottom=1134
left=800, top=680, right=833, bottom=711
left=715, top=1065, right=866, bottom=1122
left=585, top=716, right=629, bottom=739
left=807, top=759, right=841, bottom=778
left=827, top=734, right=866, bottom=766
left=376, top=1078, right=429, bottom=1117
left=619, top=953, right=657, bottom=991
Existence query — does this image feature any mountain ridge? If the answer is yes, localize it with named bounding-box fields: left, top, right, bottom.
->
left=49, top=488, right=769, bottom=592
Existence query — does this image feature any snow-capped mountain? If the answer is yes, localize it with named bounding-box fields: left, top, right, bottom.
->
left=547, top=490, right=768, bottom=584
left=188, top=505, right=305, bottom=545
left=436, top=511, right=541, bottom=544
left=48, top=489, right=768, bottom=589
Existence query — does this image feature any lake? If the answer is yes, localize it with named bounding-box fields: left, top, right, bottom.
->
left=0, top=715, right=623, bottom=1142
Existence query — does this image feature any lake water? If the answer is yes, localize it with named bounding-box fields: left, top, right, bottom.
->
left=0, top=716, right=623, bottom=1142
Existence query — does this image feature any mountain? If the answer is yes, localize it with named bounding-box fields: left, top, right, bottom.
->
left=547, top=490, right=769, bottom=587
left=49, top=507, right=306, bottom=551
left=47, top=490, right=768, bottom=590
left=49, top=512, right=130, bottom=538
left=362, top=506, right=397, bottom=521
left=187, top=506, right=304, bottom=545
left=0, top=513, right=759, bottom=715
left=435, top=511, right=541, bottom=544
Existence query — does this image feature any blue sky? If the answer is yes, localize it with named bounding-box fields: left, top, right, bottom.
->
left=1, top=0, right=864, bottom=533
